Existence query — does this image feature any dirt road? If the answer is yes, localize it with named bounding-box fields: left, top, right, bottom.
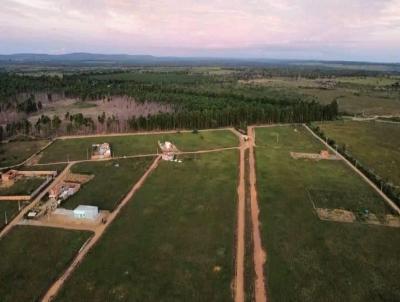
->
left=248, top=126, right=267, bottom=302
left=230, top=129, right=247, bottom=302
left=0, top=162, right=73, bottom=239
left=41, top=156, right=161, bottom=302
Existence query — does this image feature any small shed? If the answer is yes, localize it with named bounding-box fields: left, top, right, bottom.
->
left=73, top=205, right=99, bottom=220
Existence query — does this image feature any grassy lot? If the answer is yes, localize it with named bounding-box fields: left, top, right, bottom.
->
left=255, top=126, right=400, bottom=301
left=0, top=201, right=20, bottom=229
left=300, top=88, right=400, bottom=115
left=0, top=226, right=92, bottom=302
left=63, top=157, right=155, bottom=210
left=0, top=177, right=45, bottom=196
left=39, top=130, right=238, bottom=163
left=0, top=139, right=49, bottom=168
left=335, top=76, right=399, bottom=86
left=317, top=121, right=400, bottom=190
left=21, top=163, right=68, bottom=173
left=55, top=150, right=238, bottom=302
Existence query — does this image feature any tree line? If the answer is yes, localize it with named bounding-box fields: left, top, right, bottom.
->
left=308, top=123, right=400, bottom=209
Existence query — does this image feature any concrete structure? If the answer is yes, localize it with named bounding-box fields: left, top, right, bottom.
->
left=91, top=143, right=111, bottom=160
left=49, top=182, right=80, bottom=200
left=158, top=141, right=177, bottom=161
left=73, top=205, right=99, bottom=220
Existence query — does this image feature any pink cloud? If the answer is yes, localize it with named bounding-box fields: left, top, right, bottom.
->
left=0, top=0, right=399, bottom=61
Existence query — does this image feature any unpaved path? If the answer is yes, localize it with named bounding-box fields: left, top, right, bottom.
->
left=0, top=162, right=73, bottom=239
left=304, top=124, right=400, bottom=215
left=248, top=126, right=267, bottom=302
left=34, top=147, right=239, bottom=166
left=230, top=129, right=247, bottom=302
left=41, top=156, right=161, bottom=302
left=0, top=127, right=235, bottom=170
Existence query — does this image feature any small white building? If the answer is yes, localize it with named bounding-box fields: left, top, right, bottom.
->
left=91, top=143, right=111, bottom=160
left=73, top=205, right=99, bottom=220
left=158, top=141, right=177, bottom=161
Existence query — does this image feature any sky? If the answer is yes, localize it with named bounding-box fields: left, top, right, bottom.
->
left=0, top=0, right=399, bottom=62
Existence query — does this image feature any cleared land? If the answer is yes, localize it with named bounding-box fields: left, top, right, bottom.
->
left=55, top=150, right=238, bottom=302
left=0, top=226, right=91, bottom=302
left=317, top=120, right=400, bottom=190
left=0, top=177, right=44, bottom=196
left=239, top=76, right=400, bottom=115
left=63, top=157, right=155, bottom=210
left=38, top=130, right=238, bottom=163
left=255, top=126, right=400, bottom=301
left=0, top=139, right=49, bottom=167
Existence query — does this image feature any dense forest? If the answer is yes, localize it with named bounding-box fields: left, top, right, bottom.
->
left=0, top=69, right=339, bottom=139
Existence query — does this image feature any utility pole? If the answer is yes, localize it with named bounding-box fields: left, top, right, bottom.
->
left=4, top=211, right=7, bottom=225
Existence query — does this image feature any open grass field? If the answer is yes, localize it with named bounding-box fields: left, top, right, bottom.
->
left=0, top=139, right=49, bottom=168
left=0, top=226, right=92, bottom=302
left=38, top=130, right=238, bottom=163
left=21, top=163, right=68, bottom=173
left=63, top=157, right=155, bottom=210
left=0, top=201, right=20, bottom=229
left=0, top=177, right=45, bottom=196
left=55, top=150, right=238, bottom=302
left=299, top=88, right=400, bottom=115
left=255, top=126, right=400, bottom=301
left=317, top=121, right=400, bottom=190
left=238, top=76, right=400, bottom=115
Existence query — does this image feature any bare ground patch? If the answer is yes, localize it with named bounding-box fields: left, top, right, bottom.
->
left=316, top=208, right=400, bottom=227
left=290, top=152, right=341, bottom=161
left=64, top=172, right=94, bottom=184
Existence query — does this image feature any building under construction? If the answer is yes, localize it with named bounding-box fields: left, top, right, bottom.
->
left=91, top=143, right=111, bottom=160
left=158, top=141, right=178, bottom=161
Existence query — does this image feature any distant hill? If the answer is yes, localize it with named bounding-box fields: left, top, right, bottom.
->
left=0, top=53, right=399, bottom=72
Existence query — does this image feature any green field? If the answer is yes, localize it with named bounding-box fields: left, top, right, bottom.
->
left=0, top=226, right=92, bottom=302
left=63, top=157, right=155, bottom=210
left=0, top=139, right=49, bottom=168
left=300, top=88, right=400, bottom=115
left=0, top=201, right=20, bottom=229
left=39, top=130, right=238, bottom=163
left=317, top=121, right=400, bottom=190
left=0, top=177, right=45, bottom=196
left=21, top=163, right=67, bottom=173
left=55, top=150, right=238, bottom=302
left=255, top=126, right=400, bottom=301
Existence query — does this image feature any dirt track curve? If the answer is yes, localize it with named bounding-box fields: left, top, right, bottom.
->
left=41, top=156, right=161, bottom=302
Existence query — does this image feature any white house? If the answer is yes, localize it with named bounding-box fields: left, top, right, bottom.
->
left=158, top=141, right=177, bottom=161
left=73, top=205, right=99, bottom=220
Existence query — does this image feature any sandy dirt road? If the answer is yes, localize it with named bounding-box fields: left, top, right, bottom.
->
left=41, top=156, right=161, bottom=302
left=0, top=162, right=73, bottom=239
left=248, top=126, right=267, bottom=302
left=230, top=129, right=247, bottom=302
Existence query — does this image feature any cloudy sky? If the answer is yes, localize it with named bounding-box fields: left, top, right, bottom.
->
left=0, top=0, right=399, bottom=62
